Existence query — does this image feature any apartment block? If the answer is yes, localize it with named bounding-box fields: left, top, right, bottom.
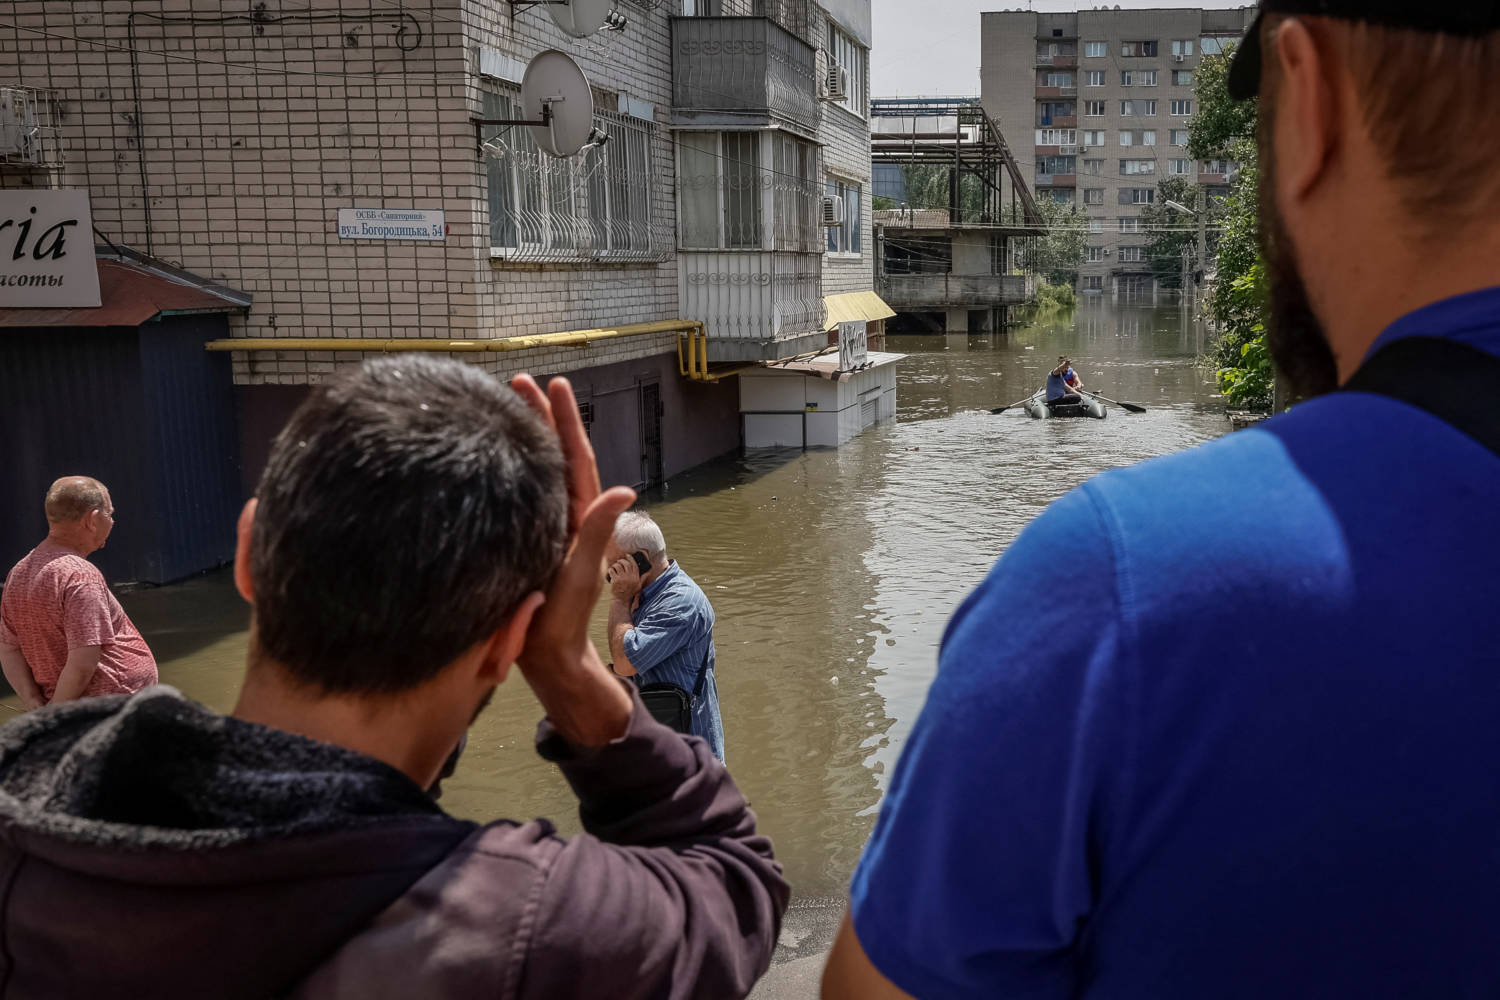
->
left=1, top=0, right=889, bottom=579
left=981, top=6, right=1256, bottom=295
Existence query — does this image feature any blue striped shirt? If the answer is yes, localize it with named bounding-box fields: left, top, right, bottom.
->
left=624, top=561, right=723, bottom=762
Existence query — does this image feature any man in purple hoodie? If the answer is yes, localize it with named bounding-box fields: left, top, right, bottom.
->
left=0, top=356, right=788, bottom=999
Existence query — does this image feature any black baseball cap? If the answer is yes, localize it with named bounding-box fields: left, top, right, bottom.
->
left=1228, top=1, right=1500, bottom=100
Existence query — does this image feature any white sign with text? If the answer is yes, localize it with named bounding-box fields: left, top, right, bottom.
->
left=838, top=320, right=869, bottom=371
left=0, top=189, right=102, bottom=308
left=337, top=208, right=446, bottom=242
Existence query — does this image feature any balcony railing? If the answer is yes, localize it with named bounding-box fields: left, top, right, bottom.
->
left=1035, top=173, right=1077, bottom=187
left=672, top=17, right=818, bottom=134
left=879, top=273, right=1034, bottom=308
left=681, top=250, right=826, bottom=359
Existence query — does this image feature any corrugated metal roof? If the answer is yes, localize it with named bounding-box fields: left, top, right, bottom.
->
left=824, top=290, right=897, bottom=329
left=763, top=348, right=905, bottom=381
left=0, top=248, right=250, bottom=329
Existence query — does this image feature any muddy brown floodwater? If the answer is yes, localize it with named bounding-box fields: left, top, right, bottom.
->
left=14, top=297, right=1228, bottom=912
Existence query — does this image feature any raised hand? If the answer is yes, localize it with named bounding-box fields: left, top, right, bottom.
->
left=510, top=374, right=636, bottom=747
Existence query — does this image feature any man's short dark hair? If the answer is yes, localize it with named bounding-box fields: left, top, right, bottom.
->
left=249, top=355, right=568, bottom=695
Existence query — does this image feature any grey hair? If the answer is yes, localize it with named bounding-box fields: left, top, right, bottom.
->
left=45, top=477, right=106, bottom=523
left=614, top=511, right=667, bottom=560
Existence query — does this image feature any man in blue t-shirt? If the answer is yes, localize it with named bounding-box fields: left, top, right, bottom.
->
left=1045, top=357, right=1081, bottom=405
left=824, top=3, right=1500, bottom=998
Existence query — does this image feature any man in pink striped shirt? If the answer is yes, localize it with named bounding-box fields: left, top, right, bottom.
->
left=0, top=477, right=157, bottom=709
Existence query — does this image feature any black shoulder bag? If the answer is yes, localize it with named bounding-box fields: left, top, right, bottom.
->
left=638, top=643, right=713, bottom=734
left=1342, top=336, right=1500, bottom=457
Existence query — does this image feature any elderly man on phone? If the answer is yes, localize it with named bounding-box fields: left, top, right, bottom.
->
left=606, top=512, right=724, bottom=762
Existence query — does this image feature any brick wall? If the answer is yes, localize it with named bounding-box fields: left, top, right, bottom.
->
left=0, top=0, right=682, bottom=384
left=812, top=2, right=875, bottom=299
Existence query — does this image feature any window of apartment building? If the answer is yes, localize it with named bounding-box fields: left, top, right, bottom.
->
left=1084, top=188, right=1104, bottom=205
left=1083, top=158, right=1104, bottom=175
left=1084, top=275, right=1104, bottom=290
left=1037, top=40, right=1077, bottom=59
left=1037, top=128, right=1077, bottom=146
left=1088, top=217, right=1104, bottom=232
left=1038, top=188, right=1075, bottom=205
left=1043, top=71, right=1076, bottom=88
left=1121, top=40, right=1159, bottom=57
left=1200, top=36, right=1232, bottom=55
left=1037, top=102, right=1075, bottom=126
left=826, top=176, right=863, bottom=254
left=1085, top=70, right=1106, bottom=87
left=1201, top=158, right=1231, bottom=174
left=1120, top=100, right=1157, bottom=116
left=1172, top=69, right=1193, bottom=86
left=1087, top=246, right=1105, bottom=262
left=1171, top=99, right=1193, bottom=115
left=1082, top=129, right=1105, bottom=146
left=828, top=21, right=868, bottom=117
left=1171, top=39, right=1194, bottom=57
left=1141, top=129, right=1157, bottom=145
left=1119, top=130, right=1134, bottom=147
left=1084, top=41, right=1107, bottom=57
left=1126, top=188, right=1155, bottom=205
left=1039, top=155, right=1076, bottom=176
left=1120, top=158, right=1155, bottom=175
left=1119, top=216, right=1142, bottom=233
left=679, top=131, right=819, bottom=252
left=1083, top=100, right=1106, bottom=116
left=1119, top=245, right=1145, bottom=262
left=684, top=0, right=721, bottom=13
left=1123, top=70, right=1158, bottom=86
left=485, top=90, right=660, bottom=260
left=1171, top=128, right=1190, bottom=146
left=1170, top=158, right=1192, bottom=174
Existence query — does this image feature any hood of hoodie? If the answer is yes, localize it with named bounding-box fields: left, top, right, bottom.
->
left=0, top=686, right=477, bottom=999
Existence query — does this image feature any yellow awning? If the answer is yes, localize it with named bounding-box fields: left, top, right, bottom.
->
left=824, top=291, right=896, bottom=330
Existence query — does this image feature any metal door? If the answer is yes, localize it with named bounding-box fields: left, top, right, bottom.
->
left=639, top=381, right=664, bottom=487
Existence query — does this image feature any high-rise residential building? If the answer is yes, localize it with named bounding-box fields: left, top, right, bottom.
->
left=981, top=6, right=1257, bottom=295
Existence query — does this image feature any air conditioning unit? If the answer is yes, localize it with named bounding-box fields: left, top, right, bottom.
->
left=1174, top=53, right=1186, bottom=62
left=0, top=87, right=57, bottom=167
left=823, top=195, right=845, bottom=227
left=821, top=61, right=849, bottom=102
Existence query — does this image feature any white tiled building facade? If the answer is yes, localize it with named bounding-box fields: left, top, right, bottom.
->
left=1, top=0, right=881, bottom=481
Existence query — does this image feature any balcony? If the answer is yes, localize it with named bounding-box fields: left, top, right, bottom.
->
left=680, top=250, right=827, bottom=361
left=1035, top=54, right=1078, bottom=69
left=1035, top=85, right=1079, bottom=99
left=1035, top=173, right=1077, bottom=187
left=879, top=273, right=1034, bottom=309
left=1199, top=172, right=1230, bottom=184
left=672, top=16, right=818, bottom=135
left=1037, top=114, right=1076, bottom=129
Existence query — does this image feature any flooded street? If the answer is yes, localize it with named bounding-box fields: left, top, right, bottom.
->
left=37, top=298, right=1226, bottom=902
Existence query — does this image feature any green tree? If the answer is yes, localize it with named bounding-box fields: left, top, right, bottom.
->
left=1141, top=176, right=1202, bottom=290
left=879, top=165, right=991, bottom=222
left=1018, top=197, right=1087, bottom=287
left=1191, top=45, right=1273, bottom=410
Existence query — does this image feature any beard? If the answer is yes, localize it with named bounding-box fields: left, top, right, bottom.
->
left=1257, top=113, right=1340, bottom=399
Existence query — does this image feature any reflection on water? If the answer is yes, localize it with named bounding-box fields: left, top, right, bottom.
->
left=11, top=298, right=1225, bottom=900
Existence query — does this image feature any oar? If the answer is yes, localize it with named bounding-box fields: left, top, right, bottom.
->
left=1081, top=390, right=1146, bottom=414
left=990, top=392, right=1037, bottom=415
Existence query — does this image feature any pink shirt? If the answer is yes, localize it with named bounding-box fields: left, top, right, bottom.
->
left=0, top=541, right=158, bottom=700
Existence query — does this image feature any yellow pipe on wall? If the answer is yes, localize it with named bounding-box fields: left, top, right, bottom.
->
left=203, top=319, right=700, bottom=353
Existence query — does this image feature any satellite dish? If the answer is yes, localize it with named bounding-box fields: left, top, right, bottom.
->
left=548, top=0, right=613, bottom=38
left=520, top=50, right=596, bottom=158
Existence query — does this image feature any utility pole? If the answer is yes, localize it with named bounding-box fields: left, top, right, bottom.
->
left=1195, top=183, right=1208, bottom=321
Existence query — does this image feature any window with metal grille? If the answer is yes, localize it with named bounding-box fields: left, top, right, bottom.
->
left=483, top=89, right=663, bottom=262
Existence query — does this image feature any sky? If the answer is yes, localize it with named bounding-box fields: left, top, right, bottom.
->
left=871, top=0, right=1252, bottom=97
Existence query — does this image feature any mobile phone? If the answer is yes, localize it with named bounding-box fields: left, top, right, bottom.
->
left=608, top=551, right=654, bottom=584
